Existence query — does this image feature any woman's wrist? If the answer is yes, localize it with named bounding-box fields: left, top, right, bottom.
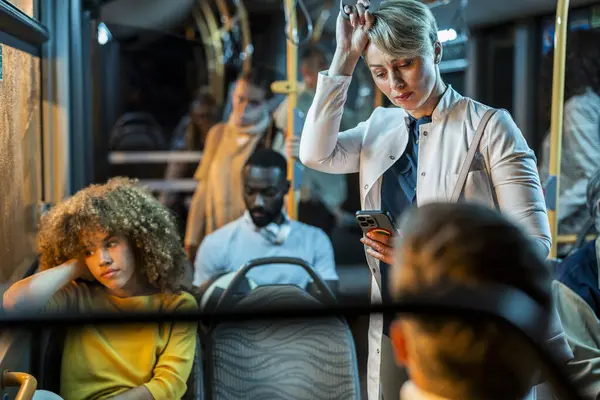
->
left=329, top=49, right=361, bottom=77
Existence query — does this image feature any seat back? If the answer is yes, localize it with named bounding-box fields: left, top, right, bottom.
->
left=183, top=334, right=204, bottom=400
left=38, top=329, right=66, bottom=393
left=109, top=111, right=166, bottom=151
left=205, top=285, right=360, bottom=400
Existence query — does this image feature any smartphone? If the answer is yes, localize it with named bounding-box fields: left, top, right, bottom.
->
left=355, top=210, right=397, bottom=237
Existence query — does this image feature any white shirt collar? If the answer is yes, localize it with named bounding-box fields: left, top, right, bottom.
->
left=243, top=209, right=291, bottom=245
left=400, top=381, right=451, bottom=400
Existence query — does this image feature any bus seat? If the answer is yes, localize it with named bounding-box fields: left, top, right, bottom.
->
left=205, top=285, right=361, bottom=400
left=183, top=335, right=204, bottom=400
left=37, top=329, right=204, bottom=399
left=196, top=272, right=256, bottom=313
left=38, top=329, right=64, bottom=393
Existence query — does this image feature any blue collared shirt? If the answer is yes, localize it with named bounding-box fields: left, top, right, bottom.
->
left=380, top=115, right=431, bottom=334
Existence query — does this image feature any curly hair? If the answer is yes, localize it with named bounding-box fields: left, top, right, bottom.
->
left=37, top=177, right=191, bottom=292
left=539, top=29, right=600, bottom=132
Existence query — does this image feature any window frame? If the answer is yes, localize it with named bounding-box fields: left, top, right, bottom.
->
left=0, top=0, right=49, bottom=56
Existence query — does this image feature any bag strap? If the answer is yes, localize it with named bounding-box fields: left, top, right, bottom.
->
left=450, top=109, right=498, bottom=203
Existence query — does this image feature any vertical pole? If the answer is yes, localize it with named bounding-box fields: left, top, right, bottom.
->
left=547, top=0, right=570, bottom=258
left=192, top=9, right=219, bottom=102
left=284, top=0, right=298, bottom=220
left=374, top=87, right=383, bottom=108
left=199, top=1, right=225, bottom=107
left=235, top=0, right=253, bottom=73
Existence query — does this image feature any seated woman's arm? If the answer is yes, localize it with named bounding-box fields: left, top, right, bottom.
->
left=3, top=260, right=85, bottom=311
left=485, top=110, right=552, bottom=258
left=109, top=386, right=153, bottom=400
left=142, top=294, right=198, bottom=400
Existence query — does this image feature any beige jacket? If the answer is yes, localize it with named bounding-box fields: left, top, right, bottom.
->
left=299, top=70, right=553, bottom=399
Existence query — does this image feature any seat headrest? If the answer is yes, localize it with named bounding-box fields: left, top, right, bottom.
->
left=232, top=285, right=323, bottom=311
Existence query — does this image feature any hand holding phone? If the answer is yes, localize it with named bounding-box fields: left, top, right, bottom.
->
left=356, top=210, right=397, bottom=264
left=355, top=210, right=396, bottom=236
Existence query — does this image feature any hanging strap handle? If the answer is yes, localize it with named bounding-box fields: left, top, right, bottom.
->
left=451, top=109, right=498, bottom=203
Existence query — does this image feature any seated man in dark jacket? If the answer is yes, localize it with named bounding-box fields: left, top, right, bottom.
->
left=556, top=169, right=600, bottom=317
left=554, top=168, right=600, bottom=398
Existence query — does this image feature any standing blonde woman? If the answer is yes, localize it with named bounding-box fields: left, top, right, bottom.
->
left=299, top=0, right=552, bottom=398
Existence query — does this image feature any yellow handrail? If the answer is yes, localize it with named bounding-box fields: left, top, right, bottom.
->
left=198, top=1, right=226, bottom=107
left=215, top=0, right=232, bottom=32
left=235, top=0, right=253, bottom=73
left=2, top=371, right=37, bottom=400
left=285, top=0, right=298, bottom=220
left=374, top=87, right=384, bottom=108
left=547, top=0, right=570, bottom=258
left=215, top=0, right=253, bottom=73
left=192, top=9, right=219, bottom=100
left=269, top=0, right=300, bottom=220
left=557, top=234, right=597, bottom=244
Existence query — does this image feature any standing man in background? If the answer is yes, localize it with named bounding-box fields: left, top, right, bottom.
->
left=184, top=69, right=285, bottom=262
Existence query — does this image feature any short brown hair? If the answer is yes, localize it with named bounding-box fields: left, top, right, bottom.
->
left=368, top=0, right=439, bottom=59
left=391, top=203, right=550, bottom=399
left=237, top=68, right=274, bottom=99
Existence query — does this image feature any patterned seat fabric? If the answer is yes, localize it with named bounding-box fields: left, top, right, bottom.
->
left=206, top=285, right=360, bottom=400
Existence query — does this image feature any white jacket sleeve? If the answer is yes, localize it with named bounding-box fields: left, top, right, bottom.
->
left=485, top=109, right=552, bottom=258
left=299, top=71, right=365, bottom=174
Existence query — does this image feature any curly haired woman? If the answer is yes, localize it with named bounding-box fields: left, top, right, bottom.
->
left=3, top=177, right=197, bottom=400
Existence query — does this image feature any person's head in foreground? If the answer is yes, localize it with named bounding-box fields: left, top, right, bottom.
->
left=358, top=0, right=445, bottom=117
left=389, top=203, right=551, bottom=399
left=38, top=177, right=191, bottom=297
left=242, top=149, right=290, bottom=228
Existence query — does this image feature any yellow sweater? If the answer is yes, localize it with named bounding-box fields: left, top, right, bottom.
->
left=45, top=281, right=197, bottom=400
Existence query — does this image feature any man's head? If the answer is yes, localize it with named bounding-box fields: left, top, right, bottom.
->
left=189, top=92, right=218, bottom=149
left=587, top=169, right=600, bottom=231
left=230, top=69, right=272, bottom=127
left=300, top=46, right=329, bottom=90
left=242, top=149, right=289, bottom=227
left=389, top=203, right=551, bottom=399
left=189, top=92, right=217, bottom=132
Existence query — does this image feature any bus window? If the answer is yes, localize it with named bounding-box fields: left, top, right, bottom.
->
left=0, top=40, right=42, bottom=285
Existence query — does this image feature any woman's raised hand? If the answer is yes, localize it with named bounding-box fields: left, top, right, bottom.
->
left=68, top=258, right=94, bottom=281
left=336, top=0, right=375, bottom=58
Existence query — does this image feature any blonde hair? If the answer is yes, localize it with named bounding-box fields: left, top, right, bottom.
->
left=37, top=177, right=191, bottom=293
left=368, top=0, right=439, bottom=59
left=391, top=203, right=550, bottom=399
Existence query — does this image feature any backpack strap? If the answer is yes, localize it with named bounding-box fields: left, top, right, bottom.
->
left=451, top=109, right=498, bottom=203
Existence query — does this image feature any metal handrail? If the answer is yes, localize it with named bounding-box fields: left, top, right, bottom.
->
left=547, top=0, right=570, bottom=258
left=197, top=1, right=226, bottom=107
left=1, top=370, right=37, bottom=400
